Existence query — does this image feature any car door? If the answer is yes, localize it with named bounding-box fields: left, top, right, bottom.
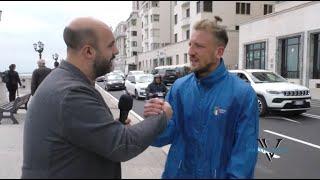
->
left=125, top=76, right=135, bottom=95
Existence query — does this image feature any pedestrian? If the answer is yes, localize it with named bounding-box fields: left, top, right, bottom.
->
left=22, top=17, right=172, bottom=179
left=31, top=59, right=52, bottom=96
left=53, top=61, right=59, bottom=69
left=147, top=16, right=259, bottom=178
left=5, top=64, right=22, bottom=102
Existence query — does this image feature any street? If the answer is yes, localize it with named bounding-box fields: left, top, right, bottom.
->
left=97, top=82, right=320, bottom=178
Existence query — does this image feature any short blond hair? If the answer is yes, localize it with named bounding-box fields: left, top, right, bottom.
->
left=193, top=16, right=228, bottom=47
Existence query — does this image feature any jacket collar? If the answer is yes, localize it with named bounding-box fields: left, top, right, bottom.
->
left=59, top=60, right=93, bottom=86
left=193, top=58, right=228, bottom=88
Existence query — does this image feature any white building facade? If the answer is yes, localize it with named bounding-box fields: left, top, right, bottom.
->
left=113, top=22, right=127, bottom=71
left=239, top=1, right=320, bottom=88
left=116, top=1, right=276, bottom=74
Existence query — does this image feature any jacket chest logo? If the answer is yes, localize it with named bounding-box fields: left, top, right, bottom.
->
left=213, top=106, right=227, bottom=116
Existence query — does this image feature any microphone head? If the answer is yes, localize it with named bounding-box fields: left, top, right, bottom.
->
left=118, top=94, right=133, bottom=111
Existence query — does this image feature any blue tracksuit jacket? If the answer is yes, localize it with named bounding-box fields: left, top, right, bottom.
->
left=152, top=59, right=259, bottom=179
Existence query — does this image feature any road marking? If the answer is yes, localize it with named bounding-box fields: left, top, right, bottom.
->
left=258, top=147, right=280, bottom=158
left=302, top=113, right=320, bottom=120
left=264, top=130, right=320, bottom=150
left=265, top=116, right=301, bottom=124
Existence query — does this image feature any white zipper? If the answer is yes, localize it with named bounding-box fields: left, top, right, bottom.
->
left=214, top=169, right=217, bottom=178
left=178, top=160, right=182, bottom=169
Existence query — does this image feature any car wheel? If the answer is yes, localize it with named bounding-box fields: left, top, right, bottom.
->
left=135, top=90, right=140, bottom=100
left=104, top=85, right=109, bottom=91
left=258, top=96, right=267, bottom=116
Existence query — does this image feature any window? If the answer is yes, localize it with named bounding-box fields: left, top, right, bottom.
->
left=131, top=31, right=137, bottom=36
left=132, top=41, right=137, bottom=47
left=186, top=8, right=190, bottom=18
left=245, top=42, right=266, bottom=69
left=166, top=57, right=172, bottom=65
left=246, top=3, right=250, bottom=15
left=132, top=51, right=137, bottom=56
left=196, top=1, right=200, bottom=13
left=235, top=25, right=239, bottom=30
left=311, top=33, right=320, bottom=79
left=176, top=55, right=179, bottom=64
left=279, top=36, right=301, bottom=78
left=184, top=53, right=188, bottom=63
left=151, top=14, right=160, bottom=22
left=236, top=2, right=240, bottom=14
left=151, top=1, right=159, bottom=7
left=186, top=30, right=190, bottom=40
left=131, top=19, right=136, bottom=26
left=264, top=4, right=273, bottom=15
left=203, top=1, right=212, bottom=12
left=175, top=33, right=178, bottom=43
left=151, top=29, right=160, bottom=37
left=236, top=2, right=250, bottom=15
left=151, top=43, right=160, bottom=50
left=174, top=14, right=177, bottom=25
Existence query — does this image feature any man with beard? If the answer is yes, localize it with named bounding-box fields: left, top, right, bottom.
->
left=22, top=17, right=172, bottom=179
left=149, top=17, right=259, bottom=178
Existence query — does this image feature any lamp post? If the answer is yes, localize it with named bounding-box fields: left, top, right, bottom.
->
left=33, top=41, right=44, bottom=59
left=0, top=10, right=2, bottom=22
left=52, top=53, right=59, bottom=62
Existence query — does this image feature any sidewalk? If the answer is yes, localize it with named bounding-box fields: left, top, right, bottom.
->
left=0, top=79, right=167, bottom=179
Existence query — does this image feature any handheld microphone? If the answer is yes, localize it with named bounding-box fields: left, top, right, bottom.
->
left=118, top=94, right=133, bottom=124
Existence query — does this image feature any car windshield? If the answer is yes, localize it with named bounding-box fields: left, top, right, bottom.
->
left=137, top=75, right=153, bottom=83
left=250, top=72, right=287, bottom=83
left=166, top=69, right=176, bottom=75
left=107, top=74, right=123, bottom=80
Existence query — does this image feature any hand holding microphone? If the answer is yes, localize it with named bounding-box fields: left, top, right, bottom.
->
left=118, top=94, right=133, bottom=125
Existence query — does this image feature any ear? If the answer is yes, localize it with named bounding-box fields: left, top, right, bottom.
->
left=81, top=45, right=96, bottom=60
left=216, top=46, right=225, bottom=59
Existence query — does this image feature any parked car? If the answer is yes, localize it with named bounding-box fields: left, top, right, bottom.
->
left=112, top=70, right=125, bottom=79
left=127, top=70, right=144, bottom=76
left=125, top=74, right=154, bottom=100
left=151, top=64, right=191, bottom=85
left=229, top=69, right=311, bottom=116
left=104, top=74, right=125, bottom=91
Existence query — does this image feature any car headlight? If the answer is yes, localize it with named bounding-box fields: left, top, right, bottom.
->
left=266, top=90, right=282, bottom=94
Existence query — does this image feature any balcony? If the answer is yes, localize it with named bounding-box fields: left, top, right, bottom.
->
left=181, top=17, right=190, bottom=28
left=181, top=1, right=190, bottom=8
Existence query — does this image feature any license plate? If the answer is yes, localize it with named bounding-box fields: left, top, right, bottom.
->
left=293, top=100, right=304, bottom=105
left=170, top=76, right=175, bottom=78
left=115, top=86, right=119, bottom=88
left=157, top=92, right=163, bottom=96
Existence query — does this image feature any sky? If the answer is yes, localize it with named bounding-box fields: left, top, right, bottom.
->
left=0, top=1, right=132, bottom=73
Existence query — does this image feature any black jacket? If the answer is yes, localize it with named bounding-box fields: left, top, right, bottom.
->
left=31, top=67, right=52, bottom=95
left=5, top=70, right=21, bottom=90
left=22, top=61, right=168, bottom=179
left=146, top=81, right=167, bottom=98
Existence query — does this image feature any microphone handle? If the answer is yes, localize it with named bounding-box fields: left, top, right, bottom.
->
left=119, top=110, right=129, bottom=124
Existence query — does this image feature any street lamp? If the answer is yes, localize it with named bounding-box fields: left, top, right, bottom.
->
left=33, top=41, right=44, bottom=59
left=52, top=53, right=59, bottom=62
left=0, top=10, right=2, bottom=22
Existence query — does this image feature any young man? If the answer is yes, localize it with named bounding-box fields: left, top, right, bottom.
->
left=146, top=74, right=167, bottom=99
left=148, top=17, right=259, bottom=178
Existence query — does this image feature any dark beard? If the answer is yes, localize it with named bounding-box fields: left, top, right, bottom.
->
left=93, top=54, right=115, bottom=78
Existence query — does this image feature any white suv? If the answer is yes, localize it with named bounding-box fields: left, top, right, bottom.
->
left=229, top=69, right=311, bottom=116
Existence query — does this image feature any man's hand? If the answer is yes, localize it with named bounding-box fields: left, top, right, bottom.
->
left=143, top=98, right=172, bottom=120
left=144, top=98, right=164, bottom=117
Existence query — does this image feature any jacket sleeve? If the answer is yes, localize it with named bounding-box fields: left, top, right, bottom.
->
left=226, top=87, right=259, bottom=178
left=151, top=87, right=178, bottom=147
left=60, top=86, right=168, bottom=162
left=16, top=72, right=22, bottom=86
left=31, top=71, right=37, bottom=95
